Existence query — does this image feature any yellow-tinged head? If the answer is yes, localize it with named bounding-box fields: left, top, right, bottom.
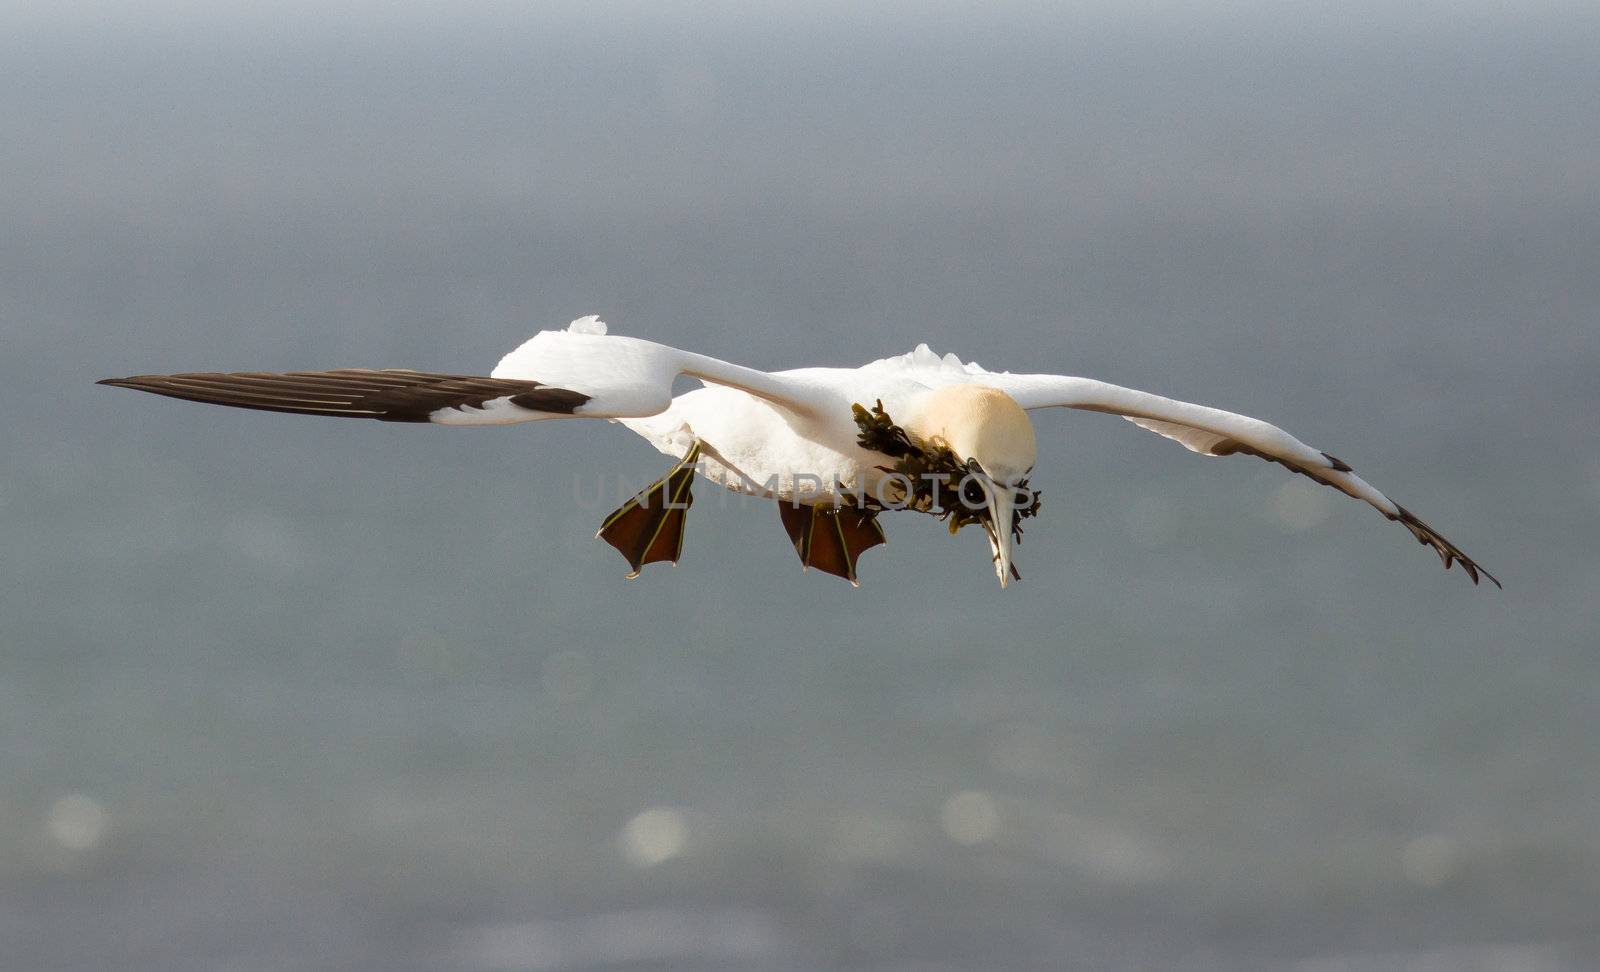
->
left=906, top=384, right=1037, bottom=485
left=905, top=385, right=1038, bottom=587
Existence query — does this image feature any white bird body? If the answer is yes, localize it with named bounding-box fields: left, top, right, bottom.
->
left=619, top=367, right=944, bottom=503
left=100, top=315, right=1499, bottom=588
left=494, top=323, right=1028, bottom=503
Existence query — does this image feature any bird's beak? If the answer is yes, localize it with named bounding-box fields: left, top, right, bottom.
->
left=984, top=480, right=1017, bottom=589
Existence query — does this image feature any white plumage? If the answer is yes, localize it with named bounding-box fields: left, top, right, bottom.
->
left=100, top=315, right=1498, bottom=588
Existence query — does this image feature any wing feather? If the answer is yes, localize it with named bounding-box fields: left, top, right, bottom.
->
left=97, top=369, right=590, bottom=424
left=101, top=316, right=830, bottom=426
left=491, top=316, right=828, bottom=419
left=984, top=372, right=1499, bottom=587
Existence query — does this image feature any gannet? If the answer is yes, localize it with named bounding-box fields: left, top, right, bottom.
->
left=99, top=316, right=1498, bottom=589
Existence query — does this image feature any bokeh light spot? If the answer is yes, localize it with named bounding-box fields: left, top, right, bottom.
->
left=619, top=807, right=687, bottom=867
left=47, top=794, right=108, bottom=851
left=940, top=790, right=999, bottom=845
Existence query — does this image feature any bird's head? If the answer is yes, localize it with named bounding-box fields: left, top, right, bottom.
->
left=905, top=385, right=1038, bottom=587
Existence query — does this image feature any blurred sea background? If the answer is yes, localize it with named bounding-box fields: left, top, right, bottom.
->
left=4, top=2, right=1598, bottom=969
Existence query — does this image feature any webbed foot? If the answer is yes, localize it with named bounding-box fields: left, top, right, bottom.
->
left=598, top=442, right=702, bottom=577
left=778, top=502, right=887, bottom=587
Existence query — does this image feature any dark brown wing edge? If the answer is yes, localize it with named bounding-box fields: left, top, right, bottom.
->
left=96, top=369, right=590, bottom=422
left=1227, top=444, right=1500, bottom=589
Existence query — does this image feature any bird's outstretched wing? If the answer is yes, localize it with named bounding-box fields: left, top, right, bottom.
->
left=96, top=369, right=593, bottom=424
left=984, top=372, right=1499, bottom=587
left=100, top=316, right=830, bottom=425
left=489, top=316, right=827, bottom=418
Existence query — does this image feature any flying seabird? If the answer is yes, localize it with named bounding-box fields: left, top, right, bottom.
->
left=99, top=315, right=1498, bottom=589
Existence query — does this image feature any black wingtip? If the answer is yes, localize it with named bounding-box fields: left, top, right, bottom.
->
left=1457, top=560, right=1504, bottom=589
left=97, top=376, right=153, bottom=389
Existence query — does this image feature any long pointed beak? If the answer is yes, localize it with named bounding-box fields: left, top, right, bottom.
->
left=985, top=484, right=1016, bottom=589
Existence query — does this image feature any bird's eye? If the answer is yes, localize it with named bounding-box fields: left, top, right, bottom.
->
left=961, top=478, right=988, bottom=508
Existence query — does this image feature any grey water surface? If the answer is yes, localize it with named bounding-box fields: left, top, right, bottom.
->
left=4, top=3, right=1598, bottom=969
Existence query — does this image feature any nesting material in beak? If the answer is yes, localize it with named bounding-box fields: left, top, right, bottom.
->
left=851, top=399, right=1042, bottom=589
